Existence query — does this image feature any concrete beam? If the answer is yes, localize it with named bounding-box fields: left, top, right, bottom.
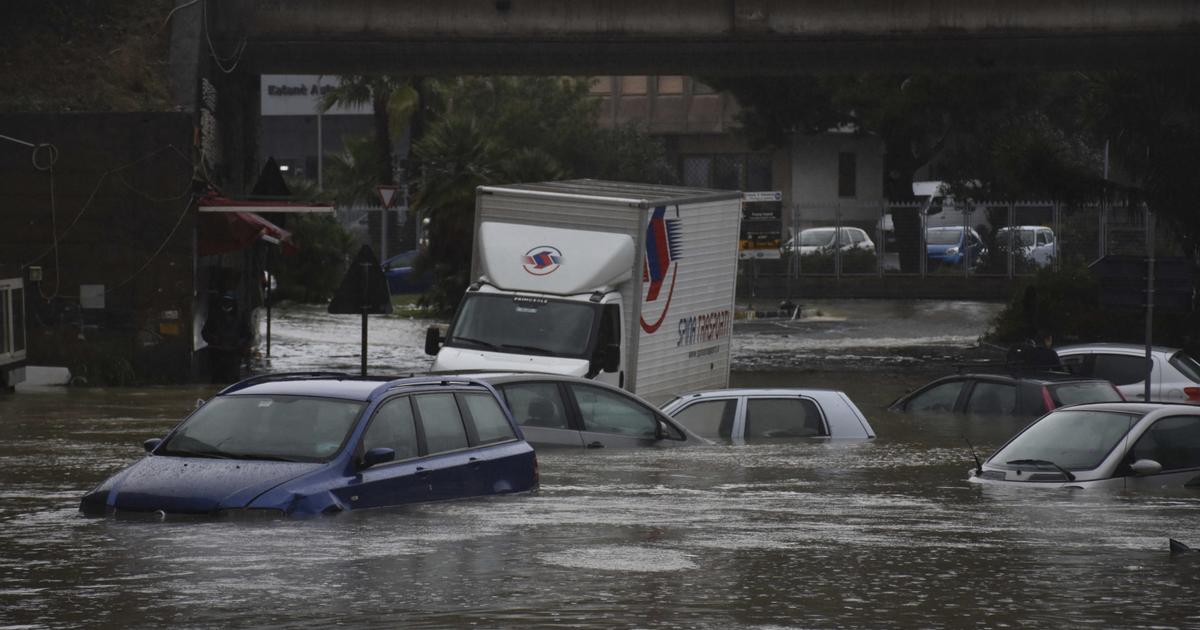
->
left=205, top=0, right=1200, bottom=74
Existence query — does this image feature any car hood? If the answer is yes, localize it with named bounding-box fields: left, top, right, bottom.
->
left=433, top=347, right=589, bottom=377
left=94, top=455, right=322, bottom=515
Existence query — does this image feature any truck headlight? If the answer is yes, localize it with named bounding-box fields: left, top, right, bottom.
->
left=945, top=247, right=959, bottom=255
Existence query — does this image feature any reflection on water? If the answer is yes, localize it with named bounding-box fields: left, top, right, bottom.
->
left=1, top=301, right=1197, bottom=628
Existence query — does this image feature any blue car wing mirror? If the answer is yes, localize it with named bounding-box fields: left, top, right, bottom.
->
left=361, top=447, right=396, bottom=469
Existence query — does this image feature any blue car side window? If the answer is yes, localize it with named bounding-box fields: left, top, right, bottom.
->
left=363, top=397, right=419, bottom=461
left=415, top=393, right=471, bottom=454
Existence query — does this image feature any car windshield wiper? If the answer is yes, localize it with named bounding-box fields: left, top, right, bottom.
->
left=498, top=343, right=555, bottom=355
left=158, top=447, right=233, bottom=459
left=225, top=453, right=305, bottom=463
left=1005, top=458, right=1076, bottom=481
left=447, top=335, right=499, bottom=350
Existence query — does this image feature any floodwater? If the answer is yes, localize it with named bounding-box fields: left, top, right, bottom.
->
left=2, top=300, right=1198, bottom=629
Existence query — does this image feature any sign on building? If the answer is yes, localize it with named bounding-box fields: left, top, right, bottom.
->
left=260, top=75, right=372, bottom=117
left=739, top=191, right=783, bottom=260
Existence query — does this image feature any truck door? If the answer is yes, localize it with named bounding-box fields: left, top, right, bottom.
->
left=592, top=303, right=624, bottom=389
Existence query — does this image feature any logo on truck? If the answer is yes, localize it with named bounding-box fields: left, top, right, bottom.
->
left=522, top=246, right=563, bottom=275
left=640, top=205, right=681, bottom=334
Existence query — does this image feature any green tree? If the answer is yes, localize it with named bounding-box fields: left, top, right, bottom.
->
left=269, top=212, right=355, bottom=303
left=1079, top=66, right=1200, bottom=257
left=706, top=72, right=1110, bottom=270
left=319, top=75, right=422, bottom=250
left=322, top=135, right=384, bottom=207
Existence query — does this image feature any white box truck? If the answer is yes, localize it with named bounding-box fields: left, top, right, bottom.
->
left=425, top=179, right=742, bottom=403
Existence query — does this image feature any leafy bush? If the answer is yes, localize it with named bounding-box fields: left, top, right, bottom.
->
left=271, top=214, right=356, bottom=303
left=986, top=264, right=1200, bottom=354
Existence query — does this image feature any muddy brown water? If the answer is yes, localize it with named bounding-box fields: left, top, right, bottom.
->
left=1, top=301, right=1197, bottom=629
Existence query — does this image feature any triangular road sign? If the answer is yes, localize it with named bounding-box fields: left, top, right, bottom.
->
left=328, top=245, right=394, bottom=315
left=376, top=185, right=400, bottom=209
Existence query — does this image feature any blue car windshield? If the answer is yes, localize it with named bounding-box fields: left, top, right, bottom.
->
left=447, top=294, right=598, bottom=358
left=159, top=396, right=365, bottom=462
left=990, top=410, right=1139, bottom=471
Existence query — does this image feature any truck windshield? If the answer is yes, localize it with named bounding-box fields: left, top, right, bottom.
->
left=447, top=294, right=598, bottom=357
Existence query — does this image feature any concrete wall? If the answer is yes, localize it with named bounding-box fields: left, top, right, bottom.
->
left=0, top=113, right=197, bottom=383
left=206, top=0, right=1200, bottom=74
left=791, top=132, right=885, bottom=223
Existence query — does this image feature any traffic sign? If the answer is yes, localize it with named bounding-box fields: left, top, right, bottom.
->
left=376, top=185, right=400, bottom=209
left=328, top=245, right=394, bottom=315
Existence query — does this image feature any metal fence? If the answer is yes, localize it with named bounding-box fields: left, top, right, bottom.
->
left=746, top=201, right=1175, bottom=280
left=337, top=204, right=417, bottom=262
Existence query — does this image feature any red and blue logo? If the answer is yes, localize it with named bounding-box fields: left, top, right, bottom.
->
left=522, top=246, right=563, bottom=275
left=640, top=205, right=681, bottom=333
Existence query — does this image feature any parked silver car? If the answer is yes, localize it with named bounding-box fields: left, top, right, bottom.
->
left=468, top=373, right=696, bottom=449
left=994, top=225, right=1056, bottom=267
left=1057, top=344, right=1200, bottom=404
left=781, top=227, right=875, bottom=256
left=660, top=388, right=876, bottom=441
left=969, top=402, right=1200, bottom=490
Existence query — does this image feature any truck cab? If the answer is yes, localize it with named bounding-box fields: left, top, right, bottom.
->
left=429, top=284, right=625, bottom=388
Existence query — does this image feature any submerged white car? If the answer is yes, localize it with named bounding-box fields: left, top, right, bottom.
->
left=1057, top=343, right=1200, bottom=404
left=660, top=388, right=876, bottom=441
left=969, top=402, right=1200, bottom=490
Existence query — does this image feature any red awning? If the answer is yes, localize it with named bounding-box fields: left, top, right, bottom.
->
left=198, top=210, right=298, bottom=257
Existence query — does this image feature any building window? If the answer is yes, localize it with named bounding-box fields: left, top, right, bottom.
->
left=589, top=77, right=613, bottom=94
left=620, top=76, right=648, bottom=95
left=656, top=76, right=685, bottom=95
left=838, top=152, right=857, bottom=198
left=680, top=153, right=772, bottom=191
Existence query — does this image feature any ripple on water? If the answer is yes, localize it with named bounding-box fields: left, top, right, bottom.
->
left=538, top=546, right=698, bottom=572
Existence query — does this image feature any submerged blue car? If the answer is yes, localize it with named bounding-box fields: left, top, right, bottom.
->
left=79, top=373, right=538, bottom=518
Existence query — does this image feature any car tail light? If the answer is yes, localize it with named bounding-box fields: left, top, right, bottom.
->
left=1042, top=386, right=1056, bottom=410
left=1185, top=387, right=1200, bottom=402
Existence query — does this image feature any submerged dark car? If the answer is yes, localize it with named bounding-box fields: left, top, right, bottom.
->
left=80, top=373, right=538, bottom=518
left=888, top=372, right=1124, bottom=418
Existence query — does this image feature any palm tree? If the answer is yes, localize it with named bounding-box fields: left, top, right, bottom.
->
left=320, top=76, right=421, bottom=252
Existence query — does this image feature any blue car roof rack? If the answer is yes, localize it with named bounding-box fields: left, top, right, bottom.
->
left=218, top=371, right=355, bottom=395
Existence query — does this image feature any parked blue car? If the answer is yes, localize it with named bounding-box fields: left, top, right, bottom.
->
left=79, top=373, right=538, bottom=518
left=926, top=226, right=986, bottom=268
left=383, top=250, right=432, bottom=294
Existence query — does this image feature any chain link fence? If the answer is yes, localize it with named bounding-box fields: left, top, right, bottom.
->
left=337, top=204, right=416, bottom=263
left=747, top=201, right=1173, bottom=280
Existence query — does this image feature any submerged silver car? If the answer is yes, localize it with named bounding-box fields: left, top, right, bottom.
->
left=1056, top=343, right=1200, bottom=404
left=660, top=388, right=876, bottom=441
left=969, top=402, right=1200, bottom=490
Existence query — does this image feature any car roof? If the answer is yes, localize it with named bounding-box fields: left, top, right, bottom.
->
left=670, top=388, right=845, bottom=399
left=937, top=372, right=1108, bottom=385
left=219, top=373, right=499, bottom=402
left=1043, top=401, right=1199, bottom=415
left=1057, top=343, right=1180, bottom=355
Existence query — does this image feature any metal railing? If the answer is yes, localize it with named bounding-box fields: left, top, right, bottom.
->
left=748, top=200, right=1165, bottom=280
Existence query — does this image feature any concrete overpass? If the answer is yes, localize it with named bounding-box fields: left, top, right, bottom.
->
left=204, top=0, right=1200, bottom=75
